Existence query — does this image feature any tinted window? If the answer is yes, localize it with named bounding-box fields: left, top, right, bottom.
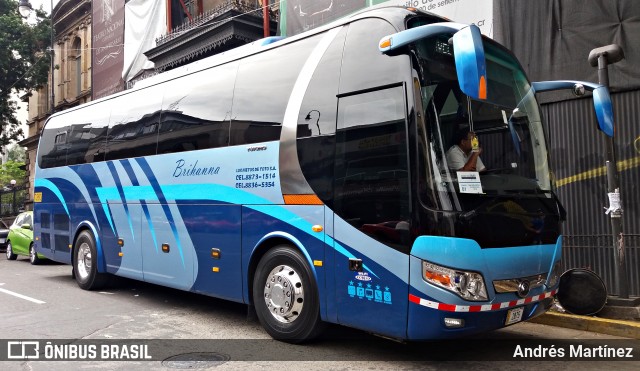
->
left=38, top=116, right=72, bottom=168
left=66, top=108, right=110, bottom=165
left=296, top=27, right=347, bottom=205
left=297, top=27, right=346, bottom=138
left=54, top=213, right=69, bottom=230
left=105, top=85, right=164, bottom=160
left=333, top=85, right=410, bottom=249
left=230, top=36, right=320, bottom=145
left=339, top=18, right=407, bottom=94
left=40, top=212, right=51, bottom=229
left=158, top=62, right=237, bottom=154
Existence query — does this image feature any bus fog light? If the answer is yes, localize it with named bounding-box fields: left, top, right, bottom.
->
left=422, top=261, right=488, bottom=301
left=443, top=318, right=465, bottom=328
left=547, top=261, right=562, bottom=287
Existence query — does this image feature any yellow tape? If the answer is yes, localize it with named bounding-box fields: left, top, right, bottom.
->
left=557, top=156, right=640, bottom=188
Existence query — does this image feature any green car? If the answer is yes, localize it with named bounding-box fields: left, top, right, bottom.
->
left=5, top=211, right=44, bottom=265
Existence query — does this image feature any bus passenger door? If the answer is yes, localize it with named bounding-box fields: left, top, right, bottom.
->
left=333, top=85, right=411, bottom=339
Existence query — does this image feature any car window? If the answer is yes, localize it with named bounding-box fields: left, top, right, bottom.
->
left=23, top=214, right=33, bottom=226
left=12, top=214, right=24, bottom=227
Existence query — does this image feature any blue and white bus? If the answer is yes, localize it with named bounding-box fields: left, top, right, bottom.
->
left=34, top=6, right=614, bottom=342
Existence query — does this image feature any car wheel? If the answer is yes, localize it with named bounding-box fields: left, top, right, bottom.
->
left=73, top=230, right=109, bottom=290
left=29, top=244, right=41, bottom=265
left=252, top=245, right=325, bottom=343
left=6, top=241, right=17, bottom=260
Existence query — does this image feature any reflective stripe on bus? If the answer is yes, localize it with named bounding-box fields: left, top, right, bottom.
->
left=408, top=289, right=557, bottom=312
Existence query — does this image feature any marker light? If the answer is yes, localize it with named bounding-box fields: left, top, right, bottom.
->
left=379, top=37, right=392, bottom=50
left=479, top=75, right=487, bottom=100
left=422, top=261, right=488, bottom=301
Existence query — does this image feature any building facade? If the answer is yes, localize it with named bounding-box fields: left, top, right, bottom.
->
left=20, top=0, right=93, bottom=210
left=143, top=0, right=277, bottom=78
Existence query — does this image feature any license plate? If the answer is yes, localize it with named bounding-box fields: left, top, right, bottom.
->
left=505, top=307, right=524, bottom=325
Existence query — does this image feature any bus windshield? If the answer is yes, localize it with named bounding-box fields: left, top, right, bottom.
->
left=414, top=27, right=551, bottom=213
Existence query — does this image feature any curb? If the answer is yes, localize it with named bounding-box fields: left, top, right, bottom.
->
left=529, top=311, right=640, bottom=339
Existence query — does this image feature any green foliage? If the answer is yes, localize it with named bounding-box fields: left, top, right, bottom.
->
left=0, top=160, right=26, bottom=188
left=0, top=0, right=51, bottom=153
left=7, top=143, right=25, bottom=162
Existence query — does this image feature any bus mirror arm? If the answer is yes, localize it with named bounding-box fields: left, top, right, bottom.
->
left=531, top=80, right=614, bottom=137
left=379, top=23, right=487, bottom=101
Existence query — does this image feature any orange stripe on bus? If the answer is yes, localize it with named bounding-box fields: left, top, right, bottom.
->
left=283, top=194, right=324, bottom=205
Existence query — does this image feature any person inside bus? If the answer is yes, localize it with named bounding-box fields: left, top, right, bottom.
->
left=446, top=128, right=486, bottom=172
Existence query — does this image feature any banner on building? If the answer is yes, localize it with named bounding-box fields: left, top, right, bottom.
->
left=92, top=0, right=126, bottom=100
left=280, top=0, right=492, bottom=38
left=122, top=0, right=166, bottom=84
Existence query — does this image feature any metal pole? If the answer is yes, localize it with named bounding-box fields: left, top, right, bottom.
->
left=50, top=0, right=55, bottom=116
left=589, top=45, right=628, bottom=299
left=12, top=187, right=16, bottom=215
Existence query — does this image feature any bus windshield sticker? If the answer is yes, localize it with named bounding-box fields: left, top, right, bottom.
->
left=456, top=171, right=483, bottom=194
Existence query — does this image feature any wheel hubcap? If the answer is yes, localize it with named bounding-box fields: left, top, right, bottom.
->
left=263, top=265, right=304, bottom=323
left=30, top=247, right=35, bottom=262
left=76, top=242, right=92, bottom=280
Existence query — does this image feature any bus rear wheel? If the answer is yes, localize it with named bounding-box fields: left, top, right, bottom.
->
left=252, top=245, right=325, bottom=343
left=73, top=230, right=109, bottom=290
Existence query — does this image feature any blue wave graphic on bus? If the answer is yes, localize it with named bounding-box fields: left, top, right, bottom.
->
left=34, top=178, right=70, bottom=216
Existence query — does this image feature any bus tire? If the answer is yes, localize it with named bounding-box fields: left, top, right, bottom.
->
left=252, top=245, right=325, bottom=343
left=73, top=230, right=109, bottom=290
left=29, top=244, right=41, bottom=265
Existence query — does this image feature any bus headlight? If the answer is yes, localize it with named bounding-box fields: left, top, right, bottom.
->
left=422, top=261, right=488, bottom=301
left=547, top=261, right=562, bottom=287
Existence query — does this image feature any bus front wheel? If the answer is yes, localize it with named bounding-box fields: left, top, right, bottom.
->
left=252, top=245, right=325, bottom=343
left=73, top=230, right=109, bottom=290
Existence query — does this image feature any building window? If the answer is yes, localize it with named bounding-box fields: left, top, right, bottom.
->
left=169, top=0, right=202, bottom=29
left=71, top=38, right=82, bottom=98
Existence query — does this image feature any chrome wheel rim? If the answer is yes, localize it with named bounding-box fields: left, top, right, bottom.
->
left=6, top=243, right=11, bottom=259
left=76, top=242, right=92, bottom=280
left=30, top=246, right=35, bottom=262
left=263, top=264, right=304, bottom=323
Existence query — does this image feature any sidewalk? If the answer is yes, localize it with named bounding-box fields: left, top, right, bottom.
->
left=529, top=311, right=640, bottom=339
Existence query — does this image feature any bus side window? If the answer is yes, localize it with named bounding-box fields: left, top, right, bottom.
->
left=39, top=111, right=75, bottom=168
left=339, top=18, right=407, bottom=94
left=230, top=35, right=320, bottom=146
left=66, top=116, right=109, bottom=166
left=105, top=84, right=164, bottom=161
left=158, top=61, right=238, bottom=154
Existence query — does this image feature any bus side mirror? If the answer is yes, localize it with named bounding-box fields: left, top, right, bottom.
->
left=452, top=25, right=487, bottom=101
left=379, top=22, right=487, bottom=100
left=592, top=86, right=614, bottom=137
left=531, top=80, right=614, bottom=137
